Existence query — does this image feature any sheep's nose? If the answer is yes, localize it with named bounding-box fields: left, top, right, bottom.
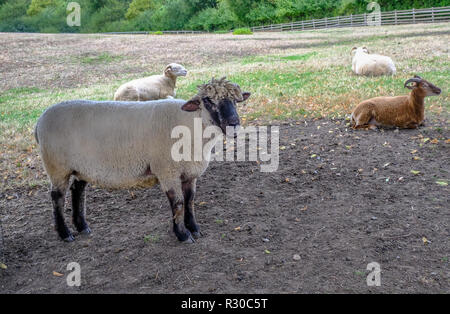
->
left=228, top=118, right=240, bottom=128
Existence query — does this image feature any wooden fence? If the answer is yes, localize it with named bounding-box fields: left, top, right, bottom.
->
left=104, top=30, right=205, bottom=35
left=251, top=6, right=450, bottom=32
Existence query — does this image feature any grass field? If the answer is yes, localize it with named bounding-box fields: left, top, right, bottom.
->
left=0, top=23, right=449, bottom=190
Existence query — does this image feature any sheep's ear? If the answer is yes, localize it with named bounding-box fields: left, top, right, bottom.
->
left=351, top=47, right=357, bottom=55
left=181, top=99, right=201, bottom=112
left=362, top=47, right=369, bottom=53
left=238, top=92, right=251, bottom=102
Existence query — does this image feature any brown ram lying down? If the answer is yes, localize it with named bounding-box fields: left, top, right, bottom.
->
left=351, top=76, right=442, bottom=130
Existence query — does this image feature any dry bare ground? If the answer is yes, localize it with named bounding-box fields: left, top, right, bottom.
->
left=0, top=23, right=449, bottom=293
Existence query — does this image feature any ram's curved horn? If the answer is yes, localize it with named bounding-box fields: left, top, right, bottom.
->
left=404, top=77, right=422, bottom=89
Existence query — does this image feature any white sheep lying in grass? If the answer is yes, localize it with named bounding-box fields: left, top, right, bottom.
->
left=114, top=63, right=188, bottom=101
left=35, top=77, right=250, bottom=244
left=351, top=47, right=396, bottom=76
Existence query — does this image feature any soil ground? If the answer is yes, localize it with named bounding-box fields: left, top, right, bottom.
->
left=1, top=118, right=448, bottom=293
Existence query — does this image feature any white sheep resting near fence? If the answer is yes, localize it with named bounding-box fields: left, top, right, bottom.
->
left=35, top=77, right=250, bottom=244
left=114, top=63, right=188, bottom=101
left=351, top=47, right=396, bottom=76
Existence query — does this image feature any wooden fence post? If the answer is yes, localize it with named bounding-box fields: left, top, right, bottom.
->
left=364, top=13, right=367, bottom=26
left=432, top=7, right=435, bottom=23
left=413, top=8, right=416, bottom=23
left=394, top=10, right=397, bottom=25
left=350, top=14, right=353, bottom=27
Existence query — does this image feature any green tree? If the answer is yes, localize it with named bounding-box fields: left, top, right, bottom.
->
left=187, top=0, right=237, bottom=31
left=126, top=0, right=157, bottom=19
left=26, top=0, right=55, bottom=16
left=81, top=0, right=130, bottom=32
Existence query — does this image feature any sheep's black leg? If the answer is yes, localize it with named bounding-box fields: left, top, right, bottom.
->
left=71, top=179, right=91, bottom=235
left=182, top=179, right=202, bottom=239
left=51, top=188, right=74, bottom=242
left=166, top=188, right=195, bottom=243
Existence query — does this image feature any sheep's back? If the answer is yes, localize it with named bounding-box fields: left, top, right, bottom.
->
left=36, top=99, right=198, bottom=187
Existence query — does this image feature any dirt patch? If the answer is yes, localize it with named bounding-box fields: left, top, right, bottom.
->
left=0, top=119, right=448, bottom=293
left=0, top=32, right=295, bottom=91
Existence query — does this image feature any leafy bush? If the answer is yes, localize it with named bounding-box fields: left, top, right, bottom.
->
left=26, top=0, right=55, bottom=16
left=187, top=0, right=237, bottom=31
left=81, top=0, right=129, bottom=33
left=150, top=30, right=163, bottom=35
left=125, top=0, right=156, bottom=20
left=233, top=27, right=253, bottom=35
left=0, top=0, right=31, bottom=32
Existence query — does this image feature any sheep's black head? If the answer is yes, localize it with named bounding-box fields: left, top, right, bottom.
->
left=404, top=76, right=442, bottom=97
left=181, top=77, right=251, bottom=136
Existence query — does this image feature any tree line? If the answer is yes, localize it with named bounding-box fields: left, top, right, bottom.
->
left=0, top=0, right=448, bottom=33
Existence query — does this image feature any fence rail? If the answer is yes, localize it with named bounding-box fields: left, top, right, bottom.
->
left=104, top=30, right=206, bottom=35
left=251, top=6, right=450, bottom=32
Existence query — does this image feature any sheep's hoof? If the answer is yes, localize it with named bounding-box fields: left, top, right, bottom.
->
left=63, top=235, right=75, bottom=242
left=192, top=231, right=203, bottom=239
left=79, top=227, right=92, bottom=235
left=180, top=233, right=196, bottom=244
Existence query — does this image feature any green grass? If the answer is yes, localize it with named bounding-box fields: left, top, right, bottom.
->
left=233, top=28, right=253, bottom=35
left=241, top=52, right=318, bottom=65
left=2, top=55, right=447, bottom=130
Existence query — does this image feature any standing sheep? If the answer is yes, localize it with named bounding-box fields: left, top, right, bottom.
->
left=114, top=63, right=188, bottom=101
left=351, top=76, right=441, bottom=130
left=35, top=77, right=250, bottom=244
left=351, top=47, right=396, bottom=76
